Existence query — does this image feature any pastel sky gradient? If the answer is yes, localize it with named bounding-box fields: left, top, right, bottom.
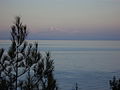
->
left=0, top=0, right=120, bottom=40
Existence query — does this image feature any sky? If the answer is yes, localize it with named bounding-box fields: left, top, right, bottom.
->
left=0, top=0, right=120, bottom=40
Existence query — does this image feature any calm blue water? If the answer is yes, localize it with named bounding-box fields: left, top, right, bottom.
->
left=0, top=40, right=120, bottom=90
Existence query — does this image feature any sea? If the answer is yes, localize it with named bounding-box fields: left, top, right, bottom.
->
left=0, top=40, right=120, bottom=90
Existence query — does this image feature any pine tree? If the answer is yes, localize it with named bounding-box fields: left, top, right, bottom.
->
left=0, top=16, right=57, bottom=90
left=109, top=76, right=120, bottom=90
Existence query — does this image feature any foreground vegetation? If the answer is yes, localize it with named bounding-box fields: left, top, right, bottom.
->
left=0, top=17, right=57, bottom=90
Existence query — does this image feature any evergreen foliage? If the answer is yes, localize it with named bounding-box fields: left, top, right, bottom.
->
left=0, top=17, right=57, bottom=90
left=109, top=76, right=120, bottom=90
